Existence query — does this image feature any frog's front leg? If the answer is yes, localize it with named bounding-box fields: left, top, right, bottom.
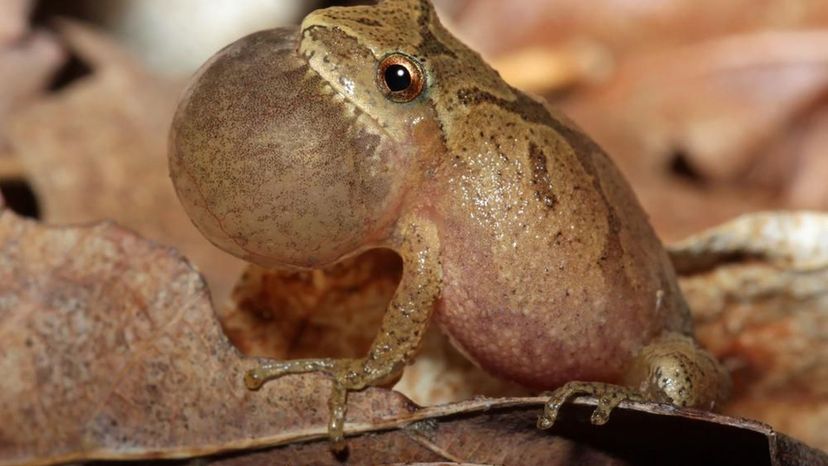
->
left=245, top=217, right=442, bottom=450
left=538, top=333, right=729, bottom=430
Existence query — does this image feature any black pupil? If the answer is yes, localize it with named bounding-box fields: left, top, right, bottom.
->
left=384, top=64, right=411, bottom=92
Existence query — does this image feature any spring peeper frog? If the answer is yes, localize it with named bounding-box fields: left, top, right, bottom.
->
left=168, top=0, right=729, bottom=449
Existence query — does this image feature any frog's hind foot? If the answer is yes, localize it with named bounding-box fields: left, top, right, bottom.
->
left=623, top=333, right=730, bottom=411
left=537, top=381, right=645, bottom=430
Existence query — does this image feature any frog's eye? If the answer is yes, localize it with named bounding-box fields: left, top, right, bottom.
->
left=377, top=53, right=425, bottom=103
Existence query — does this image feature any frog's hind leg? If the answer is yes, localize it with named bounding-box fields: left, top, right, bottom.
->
left=244, top=219, right=442, bottom=451
left=538, top=333, right=729, bottom=430
left=622, top=332, right=730, bottom=411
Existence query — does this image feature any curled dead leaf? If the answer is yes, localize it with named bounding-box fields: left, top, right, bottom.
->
left=670, top=211, right=828, bottom=452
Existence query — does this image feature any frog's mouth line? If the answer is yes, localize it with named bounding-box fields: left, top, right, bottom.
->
left=296, top=26, right=396, bottom=143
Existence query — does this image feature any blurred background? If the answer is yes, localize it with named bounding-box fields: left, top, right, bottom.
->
left=3, top=0, right=828, bottom=452
left=4, top=0, right=828, bottom=299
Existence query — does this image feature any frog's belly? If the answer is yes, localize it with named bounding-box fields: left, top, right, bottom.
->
left=434, top=235, right=686, bottom=390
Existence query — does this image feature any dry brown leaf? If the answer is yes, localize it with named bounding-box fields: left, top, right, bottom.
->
left=2, top=206, right=826, bottom=465
left=206, top=404, right=825, bottom=466
left=436, top=0, right=828, bottom=63
left=0, top=207, right=413, bottom=465
left=0, top=0, right=64, bottom=159
left=565, top=32, right=828, bottom=181
left=0, top=0, right=31, bottom=43
left=557, top=31, right=828, bottom=240
left=779, top=103, right=828, bottom=209
left=6, top=21, right=244, bottom=304
left=434, top=0, right=828, bottom=100
left=0, top=31, right=63, bottom=126
left=670, top=211, right=828, bottom=452
left=487, top=43, right=614, bottom=93
left=622, top=176, right=781, bottom=244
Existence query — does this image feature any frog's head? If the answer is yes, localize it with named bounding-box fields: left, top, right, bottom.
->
left=298, top=0, right=503, bottom=127
left=170, top=0, right=473, bottom=268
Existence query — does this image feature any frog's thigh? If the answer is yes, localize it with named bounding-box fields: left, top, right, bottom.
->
left=623, top=332, right=730, bottom=410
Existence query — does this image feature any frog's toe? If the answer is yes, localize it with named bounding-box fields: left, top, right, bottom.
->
left=538, top=381, right=644, bottom=430
left=590, top=391, right=631, bottom=424
left=536, top=413, right=556, bottom=430
left=537, top=382, right=592, bottom=430
left=537, top=396, right=564, bottom=430
left=243, top=367, right=268, bottom=390
left=242, top=362, right=295, bottom=390
left=589, top=401, right=613, bottom=425
left=327, top=382, right=349, bottom=453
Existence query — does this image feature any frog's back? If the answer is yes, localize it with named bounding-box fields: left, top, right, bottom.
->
left=430, top=87, right=692, bottom=388
left=396, top=3, right=693, bottom=384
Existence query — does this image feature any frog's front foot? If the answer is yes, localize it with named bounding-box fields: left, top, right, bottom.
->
left=244, top=358, right=338, bottom=390
left=244, top=357, right=358, bottom=452
left=537, top=381, right=645, bottom=430
left=241, top=220, right=440, bottom=453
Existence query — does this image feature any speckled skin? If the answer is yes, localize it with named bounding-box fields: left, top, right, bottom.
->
left=169, top=0, right=729, bottom=447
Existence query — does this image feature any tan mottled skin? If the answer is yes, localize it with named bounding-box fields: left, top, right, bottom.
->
left=168, top=0, right=729, bottom=448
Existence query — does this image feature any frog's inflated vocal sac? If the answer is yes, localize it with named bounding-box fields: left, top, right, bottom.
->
left=169, top=0, right=729, bottom=449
